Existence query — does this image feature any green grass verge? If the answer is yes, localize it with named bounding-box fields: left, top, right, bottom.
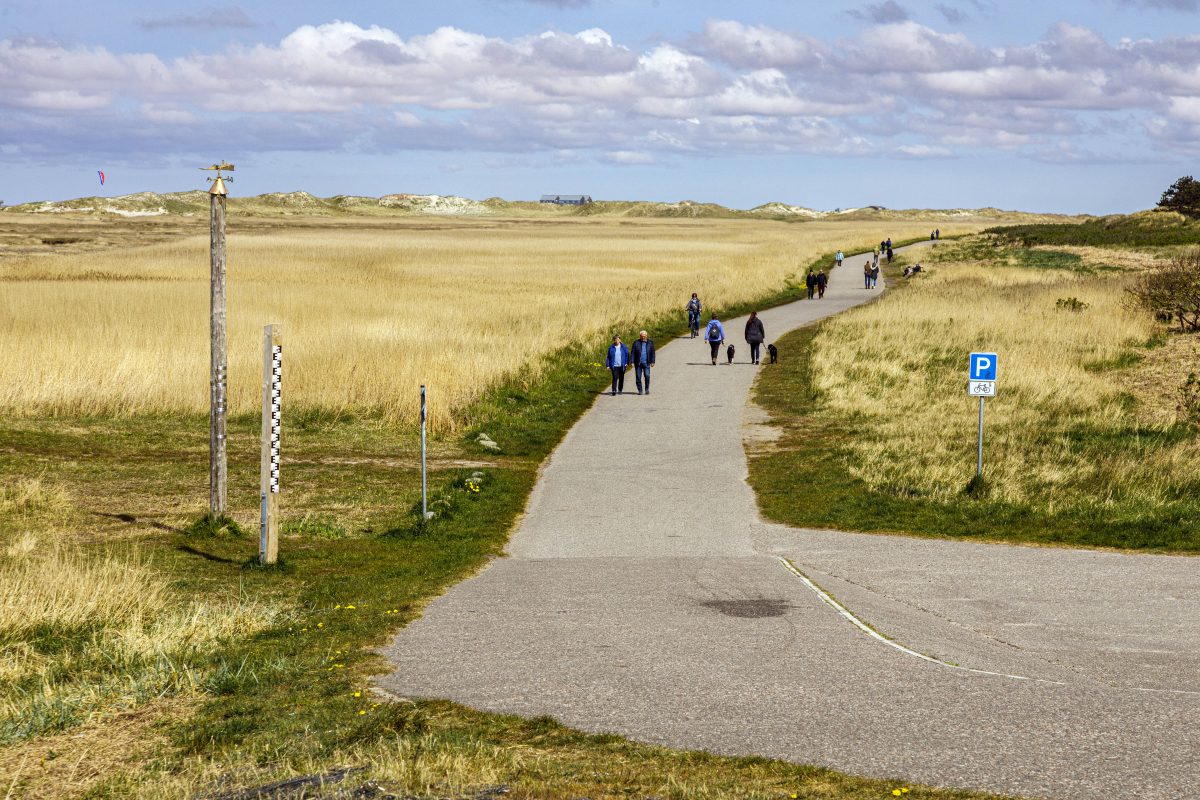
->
left=748, top=259, right=1200, bottom=553
left=0, top=266, right=1016, bottom=797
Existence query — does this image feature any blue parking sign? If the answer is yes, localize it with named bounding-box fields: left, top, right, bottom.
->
left=969, top=352, right=998, bottom=381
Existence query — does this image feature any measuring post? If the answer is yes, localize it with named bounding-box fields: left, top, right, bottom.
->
left=420, top=385, right=429, bottom=519
left=203, top=162, right=235, bottom=515
left=260, top=325, right=282, bottom=565
left=968, top=352, right=998, bottom=477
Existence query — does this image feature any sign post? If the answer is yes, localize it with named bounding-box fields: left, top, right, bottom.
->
left=203, top=163, right=234, bottom=515
left=968, top=353, right=998, bottom=477
left=420, top=385, right=429, bottom=519
left=260, top=324, right=282, bottom=565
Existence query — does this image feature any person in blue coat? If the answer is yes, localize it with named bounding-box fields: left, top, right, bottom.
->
left=630, top=330, right=655, bottom=395
left=704, top=315, right=725, bottom=366
left=605, top=334, right=630, bottom=395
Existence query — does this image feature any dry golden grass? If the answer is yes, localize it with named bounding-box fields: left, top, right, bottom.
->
left=809, top=244, right=1200, bottom=509
left=0, top=217, right=985, bottom=430
left=0, top=540, right=288, bottom=743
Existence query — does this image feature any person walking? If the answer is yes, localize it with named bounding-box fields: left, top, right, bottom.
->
left=816, top=269, right=828, bottom=299
left=863, top=260, right=872, bottom=289
left=605, top=334, right=630, bottom=395
left=630, top=330, right=655, bottom=395
left=872, top=246, right=880, bottom=268
left=744, top=311, right=765, bottom=365
left=704, top=315, right=725, bottom=366
left=686, top=293, right=702, bottom=338
left=835, top=250, right=844, bottom=267
left=870, top=263, right=880, bottom=288
left=805, top=269, right=817, bottom=299
left=886, top=246, right=894, bottom=264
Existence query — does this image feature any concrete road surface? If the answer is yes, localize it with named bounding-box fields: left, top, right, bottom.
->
left=381, top=242, right=1199, bottom=800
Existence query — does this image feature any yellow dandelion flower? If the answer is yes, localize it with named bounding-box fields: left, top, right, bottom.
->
left=317, top=622, right=324, bottom=628
left=358, top=710, right=366, bottom=715
left=892, top=791, right=902, bottom=797
left=353, top=691, right=361, bottom=697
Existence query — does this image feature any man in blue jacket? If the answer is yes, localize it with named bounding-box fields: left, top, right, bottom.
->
left=606, top=334, right=630, bottom=395
left=630, top=330, right=656, bottom=395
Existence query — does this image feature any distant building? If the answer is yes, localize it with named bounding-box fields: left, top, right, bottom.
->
left=540, top=194, right=593, bottom=205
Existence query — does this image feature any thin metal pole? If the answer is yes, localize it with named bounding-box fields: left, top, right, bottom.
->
left=420, top=385, right=428, bottom=518
left=209, top=185, right=228, bottom=515
left=977, top=396, right=985, bottom=477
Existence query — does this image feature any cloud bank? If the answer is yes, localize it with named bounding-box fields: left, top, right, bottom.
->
left=3, top=17, right=1200, bottom=166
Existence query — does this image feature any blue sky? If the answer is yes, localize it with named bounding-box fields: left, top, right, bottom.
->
left=2, top=1, right=1199, bottom=212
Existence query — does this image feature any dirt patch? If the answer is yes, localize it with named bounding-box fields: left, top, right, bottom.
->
left=1121, top=332, right=1200, bottom=426
left=743, top=398, right=783, bottom=454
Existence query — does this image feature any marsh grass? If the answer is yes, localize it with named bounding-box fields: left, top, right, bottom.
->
left=750, top=237, right=1200, bottom=550
left=0, top=217, right=982, bottom=430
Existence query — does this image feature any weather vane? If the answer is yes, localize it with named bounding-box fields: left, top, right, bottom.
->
left=200, top=162, right=236, bottom=196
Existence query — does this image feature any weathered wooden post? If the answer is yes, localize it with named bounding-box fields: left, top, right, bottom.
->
left=260, top=324, right=282, bottom=565
left=420, top=385, right=428, bottom=519
left=203, top=162, right=235, bottom=515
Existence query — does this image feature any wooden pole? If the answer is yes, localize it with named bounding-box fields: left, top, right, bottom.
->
left=260, top=324, right=282, bottom=565
left=209, top=178, right=228, bottom=515
left=421, top=385, right=428, bottom=518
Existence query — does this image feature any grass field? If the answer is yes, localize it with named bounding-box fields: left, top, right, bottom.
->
left=0, top=212, right=1016, bottom=798
left=0, top=215, right=981, bottom=429
left=749, top=236, right=1200, bottom=551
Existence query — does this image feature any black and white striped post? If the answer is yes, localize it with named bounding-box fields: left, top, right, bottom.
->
left=260, top=324, right=282, bottom=564
left=420, top=385, right=430, bottom=519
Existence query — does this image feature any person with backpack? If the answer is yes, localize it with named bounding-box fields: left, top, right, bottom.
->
left=870, top=263, right=879, bottom=288
left=704, top=315, right=725, bottom=366
left=816, top=269, right=828, bottom=299
left=686, top=293, right=702, bottom=338
left=605, top=334, right=630, bottom=395
left=863, top=260, right=872, bottom=289
left=805, top=269, right=817, bottom=299
left=744, top=311, right=765, bottom=365
left=630, top=330, right=655, bottom=395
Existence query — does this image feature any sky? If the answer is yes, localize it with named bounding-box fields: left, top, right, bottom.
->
left=2, top=0, right=1200, bottom=213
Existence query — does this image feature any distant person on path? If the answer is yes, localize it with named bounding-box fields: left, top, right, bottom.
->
left=744, top=311, right=765, bottom=365
left=805, top=270, right=817, bottom=299
left=872, top=247, right=880, bottom=268
left=816, top=269, right=828, bottom=298
left=863, top=260, right=872, bottom=289
left=886, top=246, right=894, bottom=264
left=931, top=230, right=936, bottom=241
left=870, top=263, right=879, bottom=288
left=605, top=334, right=629, bottom=395
left=935, top=228, right=941, bottom=240
left=686, top=293, right=702, bottom=338
left=886, top=237, right=892, bottom=250
left=631, top=330, right=655, bottom=395
left=835, top=250, right=844, bottom=267
left=704, top=315, right=726, bottom=366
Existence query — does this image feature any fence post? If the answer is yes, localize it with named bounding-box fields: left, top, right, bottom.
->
left=260, top=324, right=282, bottom=565
left=421, top=385, right=429, bottom=519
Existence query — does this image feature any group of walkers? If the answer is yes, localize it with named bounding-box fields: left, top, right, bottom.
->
left=608, top=236, right=905, bottom=394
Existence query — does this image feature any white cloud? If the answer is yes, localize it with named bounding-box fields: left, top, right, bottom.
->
left=3, top=18, right=1200, bottom=164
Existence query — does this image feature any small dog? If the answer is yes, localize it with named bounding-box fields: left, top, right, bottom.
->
left=726, top=344, right=736, bottom=364
left=767, top=343, right=778, bottom=364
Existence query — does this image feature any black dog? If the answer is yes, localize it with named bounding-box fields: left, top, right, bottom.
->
left=726, top=344, right=736, bottom=364
left=767, top=343, right=778, bottom=364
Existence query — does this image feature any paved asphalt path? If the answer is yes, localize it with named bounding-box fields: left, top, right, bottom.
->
left=381, top=242, right=1200, bottom=799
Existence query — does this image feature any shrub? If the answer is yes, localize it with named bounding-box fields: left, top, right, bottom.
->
left=1055, top=297, right=1089, bottom=312
left=1125, top=248, right=1200, bottom=332
left=1178, top=373, right=1200, bottom=426
left=1159, top=176, right=1200, bottom=219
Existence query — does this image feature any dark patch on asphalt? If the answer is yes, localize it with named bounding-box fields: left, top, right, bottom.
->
left=702, top=598, right=793, bottom=618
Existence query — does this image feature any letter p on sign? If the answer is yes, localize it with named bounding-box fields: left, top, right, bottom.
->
left=970, top=352, right=998, bottom=381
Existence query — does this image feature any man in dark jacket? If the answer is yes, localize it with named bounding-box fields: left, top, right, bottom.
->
left=630, top=330, right=655, bottom=395
left=805, top=270, right=817, bottom=299
left=744, top=312, right=765, bottom=364
left=605, top=334, right=630, bottom=395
